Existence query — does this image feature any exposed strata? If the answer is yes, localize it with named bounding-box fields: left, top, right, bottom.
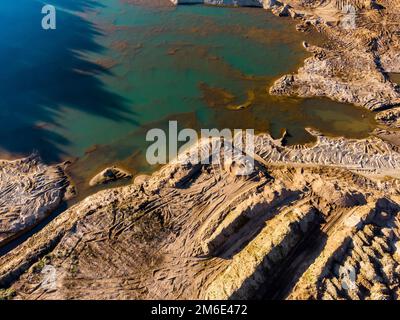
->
left=0, top=133, right=399, bottom=300
left=0, top=155, right=71, bottom=248
left=89, top=166, right=132, bottom=187
left=0, top=0, right=399, bottom=301
left=172, top=0, right=400, bottom=112
left=269, top=0, right=400, bottom=111
left=172, top=0, right=400, bottom=138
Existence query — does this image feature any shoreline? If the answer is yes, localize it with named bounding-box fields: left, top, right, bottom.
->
left=1, top=0, right=400, bottom=300
left=172, top=1, right=400, bottom=129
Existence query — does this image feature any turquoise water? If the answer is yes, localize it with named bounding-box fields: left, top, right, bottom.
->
left=55, top=0, right=317, bottom=157
left=0, top=0, right=377, bottom=197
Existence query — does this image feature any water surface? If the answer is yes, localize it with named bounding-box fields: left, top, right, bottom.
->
left=390, top=73, right=400, bottom=85
left=0, top=0, right=377, bottom=199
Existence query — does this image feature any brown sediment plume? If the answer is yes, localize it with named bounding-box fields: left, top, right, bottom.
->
left=168, top=0, right=400, bottom=144
left=389, top=73, right=400, bottom=85
left=33, top=121, right=53, bottom=130
left=95, top=58, right=118, bottom=70
left=199, top=82, right=257, bottom=111
left=167, top=47, right=180, bottom=55
left=84, top=144, right=100, bottom=155
left=121, top=0, right=175, bottom=9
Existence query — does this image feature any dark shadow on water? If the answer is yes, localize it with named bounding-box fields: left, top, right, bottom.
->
left=0, top=0, right=134, bottom=162
left=0, top=202, right=68, bottom=259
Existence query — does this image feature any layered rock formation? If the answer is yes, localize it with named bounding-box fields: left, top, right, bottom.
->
left=0, top=133, right=399, bottom=300
left=0, top=155, right=71, bottom=248
left=171, top=0, right=400, bottom=135
left=270, top=1, right=400, bottom=135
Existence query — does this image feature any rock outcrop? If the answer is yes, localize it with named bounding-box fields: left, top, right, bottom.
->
left=0, top=0, right=399, bottom=301
left=0, top=133, right=398, bottom=300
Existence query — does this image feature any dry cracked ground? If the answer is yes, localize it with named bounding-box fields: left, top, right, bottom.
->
left=1, top=0, right=400, bottom=300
